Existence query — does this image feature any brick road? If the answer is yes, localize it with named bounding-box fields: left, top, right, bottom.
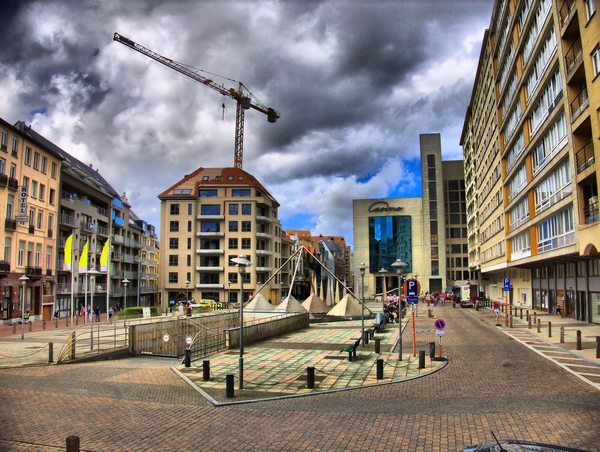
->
left=1, top=305, right=599, bottom=451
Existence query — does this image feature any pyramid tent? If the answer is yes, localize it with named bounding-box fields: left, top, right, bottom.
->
left=327, top=293, right=366, bottom=317
left=274, top=295, right=307, bottom=313
left=301, top=293, right=330, bottom=314
left=245, top=293, right=275, bottom=311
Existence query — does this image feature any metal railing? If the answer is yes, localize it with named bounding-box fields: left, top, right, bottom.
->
left=57, top=323, right=128, bottom=363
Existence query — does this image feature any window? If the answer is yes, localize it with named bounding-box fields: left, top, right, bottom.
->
left=188, top=221, right=192, bottom=232
left=229, top=221, right=238, bottom=232
left=39, top=184, right=45, bottom=202
left=33, top=152, right=40, bottom=170
left=188, top=203, right=193, bottom=215
left=229, top=204, right=239, bottom=215
left=22, top=176, right=29, bottom=193
left=24, top=147, right=32, bottom=165
left=31, top=180, right=37, bottom=198
left=229, top=238, right=238, bottom=249
left=170, top=204, right=180, bottom=215
left=4, top=237, right=11, bottom=262
left=35, top=243, right=41, bottom=267
left=187, top=237, right=192, bottom=249
left=169, top=272, right=178, bottom=283
left=241, top=221, right=251, bottom=232
left=228, top=255, right=238, bottom=266
left=201, top=205, right=220, bottom=215
left=36, top=211, right=43, bottom=229
left=51, top=162, right=57, bottom=178
left=11, top=137, right=18, bottom=156
left=169, top=255, right=179, bottom=266
left=228, top=272, right=238, bottom=284
left=6, top=194, right=14, bottom=219
left=41, top=156, right=47, bottom=174
left=592, top=45, right=600, bottom=77
left=18, top=241, right=25, bottom=267
left=199, top=189, right=218, bottom=197
left=169, top=238, right=179, bottom=249
left=48, top=213, right=54, bottom=234
left=187, top=255, right=191, bottom=266
left=49, top=188, right=55, bottom=205
left=585, top=0, right=596, bottom=20
left=169, top=221, right=179, bottom=232
left=201, top=222, right=219, bottom=232
left=1, top=130, right=7, bottom=151
left=232, top=189, right=251, bottom=197
left=241, top=238, right=251, bottom=249
left=242, top=204, right=251, bottom=215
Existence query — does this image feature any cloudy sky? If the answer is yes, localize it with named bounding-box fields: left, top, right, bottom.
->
left=0, top=0, right=493, bottom=247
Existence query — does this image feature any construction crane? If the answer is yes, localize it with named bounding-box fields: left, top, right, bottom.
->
left=113, top=32, right=279, bottom=169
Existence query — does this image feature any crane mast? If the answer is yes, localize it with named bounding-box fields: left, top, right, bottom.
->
left=113, top=32, right=279, bottom=168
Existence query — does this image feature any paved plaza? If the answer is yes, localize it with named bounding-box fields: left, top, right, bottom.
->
left=1, top=303, right=599, bottom=451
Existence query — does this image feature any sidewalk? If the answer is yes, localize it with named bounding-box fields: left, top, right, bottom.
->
left=175, top=316, right=447, bottom=404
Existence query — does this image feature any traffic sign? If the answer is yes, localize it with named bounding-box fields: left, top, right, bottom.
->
left=503, top=278, right=511, bottom=292
left=406, top=296, right=419, bottom=303
left=403, top=279, right=420, bottom=297
left=434, top=318, right=446, bottom=330
left=185, top=336, right=193, bottom=345
left=162, top=334, right=170, bottom=343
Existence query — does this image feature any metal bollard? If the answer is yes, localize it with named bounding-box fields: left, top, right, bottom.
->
left=75, top=316, right=79, bottom=326
left=307, top=366, right=315, bottom=389
left=560, top=325, right=564, bottom=343
left=376, top=358, right=384, bottom=379
left=418, top=350, right=425, bottom=369
left=526, top=310, right=529, bottom=321
left=548, top=321, right=552, bottom=338
left=48, top=342, right=53, bottom=363
left=520, top=308, right=523, bottom=319
left=55, top=319, right=58, bottom=328
left=184, top=348, right=191, bottom=367
left=29, top=322, right=32, bottom=331
left=509, top=315, right=513, bottom=328
left=363, top=331, right=369, bottom=346
left=537, top=319, right=541, bottom=333
left=429, top=342, right=435, bottom=359
left=66, top=318, right=70, bottom=327
left=374, top=337, right=381, bottom=354
left=12, top=323, right=16, bottom=334
left=66, top=436, right=80, bottom=452
left=576, top=330, right=582, bottom=350
left=226, top=373, right=234, bottom=398
left=533, top=312, right=537, bottom=324
left=203, top=360, right=210, bottom=381
left=43, top=320, right=46, bottom=330
left=528, top=315, right=532, bottom=329
left=596, top=337, right=600, bottom=359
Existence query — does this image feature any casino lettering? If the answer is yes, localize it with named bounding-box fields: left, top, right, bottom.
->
left=368, top=201, right=403, bottom=213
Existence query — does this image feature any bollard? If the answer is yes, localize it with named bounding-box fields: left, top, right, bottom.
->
left=560, top=325, right=564, bottom=343
left=520, top=308, right=523, bottom=320
left=363, top=331, right=369, bottom=346
left=526, top=310, right=529, bottom=321
left=184, top=348, right=191, bottom=367
left=429, top=342, right=435, bottom=359
left=48, top=342, right=54, bottom=363
left=374, top=337, right=381, bottom=354
left=596, top=337, right=600, bottom=359
left=12, top=323, right=16, bottom=334
left=29, top=322, right=32, bottom=331
left=533, top=312, right=537, bottom=324
left=509, top=315, right=513, bottom=328
left=66, top=436, right=80, bottom=452
left=307, top=366, right=315, bottom=389
left=376, top=358, right=384, bottom=379
left=537, top=319, right=541, bottom=333
left=226, top=373, right=234, bottom=398
left=418, top=350, right=425, bottom=369
left=203, top=360, right=210, bottom=381
left=43, top=320, right=46, bottom=330
left=576, top=330, right=582, bottom=350
left=548, top=321, right=552, bottom=338
left=76, top=316, right=79, bottom=326
left=528, top=315, right=532, bottom=329
left=66, top=317, right=70, bottom=327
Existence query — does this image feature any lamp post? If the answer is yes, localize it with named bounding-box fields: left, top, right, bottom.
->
left=356, top=263, right=369, bottom=346
left=230, top=254, right=251, bottom=389
left=87, top=269, right=100, bottom=350
left=227, top=280, right=231, bottom=309
left=378, top=268, right=387, bottom=310
left=186, top=280, right=190, bottom=304
left=19, top=275, right=29, bottom=340
left=122, top=278, right=129, bottom=328
left=391, top=259, right=407, bottom=360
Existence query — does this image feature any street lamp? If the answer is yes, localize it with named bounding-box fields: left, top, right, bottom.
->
left=227, top=280, right=231, bottom=309
left=122, top=278, right=129, bottom=328
left=19, top=275, right=29, bottom=340
left=230, top=254, right=252, bottom=390
left=186, top=279, right=190, bottom=304
left=87, top=269, right=100, bottom=350
left=356, top=263, right=369, bottom=346
left=378, top=268, right=387, bottom=310
left=391, top=259, right=407, bottom=361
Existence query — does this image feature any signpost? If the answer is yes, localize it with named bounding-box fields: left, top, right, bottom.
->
left=503, top=278, right=511, bottom=326
left=403, top=278, right=421, bottom=356
left=434, top=318, right=446, bottom=357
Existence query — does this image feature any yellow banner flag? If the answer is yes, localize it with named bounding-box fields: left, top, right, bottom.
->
left=63, top=234, right=73, bottom=271
left=100, top=239, right=110, bottom=272
left=79, top=240, right=89, bottom=273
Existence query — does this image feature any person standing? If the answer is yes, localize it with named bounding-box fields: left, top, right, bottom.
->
left=493, top=301, right=500, bottom=324
left=178, top=302, right=184, bottom=317
left=94, top=306, right=100, bottom=322
left=108, top=307, right=114, bottom=324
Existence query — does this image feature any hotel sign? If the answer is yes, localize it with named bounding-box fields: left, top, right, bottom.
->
left=368, top=201, right=403, bottom=213
left=16, top=186, right=29, bottom=223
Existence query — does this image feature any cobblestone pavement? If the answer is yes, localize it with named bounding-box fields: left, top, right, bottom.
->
left=1, top=304, right=600, bottom=451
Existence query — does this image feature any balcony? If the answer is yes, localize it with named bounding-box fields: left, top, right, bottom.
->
left=4, top=218, right=16, bottom=231
left=196, top=214, right=224, bottom=221
left=256, top=215, right=272, bottom=223
left=0, top=173, right=7, bottom=186
left=195, top=266, right=224, bottom=272
left=56, top=283, right=72, bottom=294
left=96, top=225, right=109, bottom=237
left=112, top=234, right=124, bottom=244
left=256, top=249, right=272, bottom=256
left=584, top=199, right=599, bottom=225
left=196, top=231, right=225, bottom=238
left=80, top=221, right=95, bottom=233
left=0, top=260, right=10, bottom=277
left=256, top=232, right=273, bottom=239
left=576, top=141, right=594, bottom=174
left=59, top=214, right=76, bottom=227
left=25, top=266, right=43, bottom=280
left=196, top=248, right=225, bottom=255
left=559, top=0, right=576, bottom=27
left=7, top=177, right=18, bottom=190
left=111, top=252, right=124, bottom=262
left=570, top=86, right=589, bottom=123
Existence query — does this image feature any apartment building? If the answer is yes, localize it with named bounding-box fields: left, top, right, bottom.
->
left=0, top=119, right=62, bottom=321
left=158, top=167, right=283, bottom=307
left=353, top=133, right=468, bottom=297
left=461, top=0, right=600, bottom=322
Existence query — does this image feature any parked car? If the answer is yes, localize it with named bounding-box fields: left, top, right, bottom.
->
left=187, top=300, right=201, bottom=308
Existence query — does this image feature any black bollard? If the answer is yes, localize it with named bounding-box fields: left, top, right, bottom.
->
left=66, top=436, right=80, bottom=452
left=363, top=331, right=369, bottom=346
left=184, top=348, right=191, bottom=367
left=596, top=336, right=600, bottom=359
left=576, top=330, right=582, bottom=350
left=203, top=360, right=210, bottom=381
left=43, top=320, right=46, bottom=330
left=548, top=321, right=552, bottom=338
left=307, top=366, right=315, bottom=389
left=48, top=342, right=53, bottom=363
left=226, top=373, right=234, bottom=398
left=429, top=342, right=435, bottom=359
left=528, top=315, right=532, bottom=329
left=560, top=325, right=564, bottom=343
left=374, top=337, right=381, bottom=353
left=520, top=308, right=523, bottom=319
left=418, top=350, right=425, bottom=369
left=12, top=323, right=16, bottom=334
left=376, top=358, right=384, bottom=379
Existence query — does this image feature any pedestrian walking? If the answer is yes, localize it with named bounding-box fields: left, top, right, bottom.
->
left=108, top=307, right=114, bottom=323
left=494, top=301, right=500, bottom=324
left=94, top=306, right=100, bottom=322
left=178, top=302, right=184, bottom=317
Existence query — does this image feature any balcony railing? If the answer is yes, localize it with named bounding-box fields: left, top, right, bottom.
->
left=559, top=0, right=576, bottom=27
left=0, top=173, right=7, bottom=186
left=584, top=199, right=599, bottom=225
left=59, top=214, right=76, bottom=227
left=576, top=141, right=594, bottom=173
left=565, top=37, right=582, bottom=74
left=0, top=261, right=10, bottom=273
left=7, top=177, right=18, bottom=190
left=56, top=283, right=72, bottom=294
left=5, top=218, right=17, bottom=231
left=570, top=86, right=589, bottom=123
